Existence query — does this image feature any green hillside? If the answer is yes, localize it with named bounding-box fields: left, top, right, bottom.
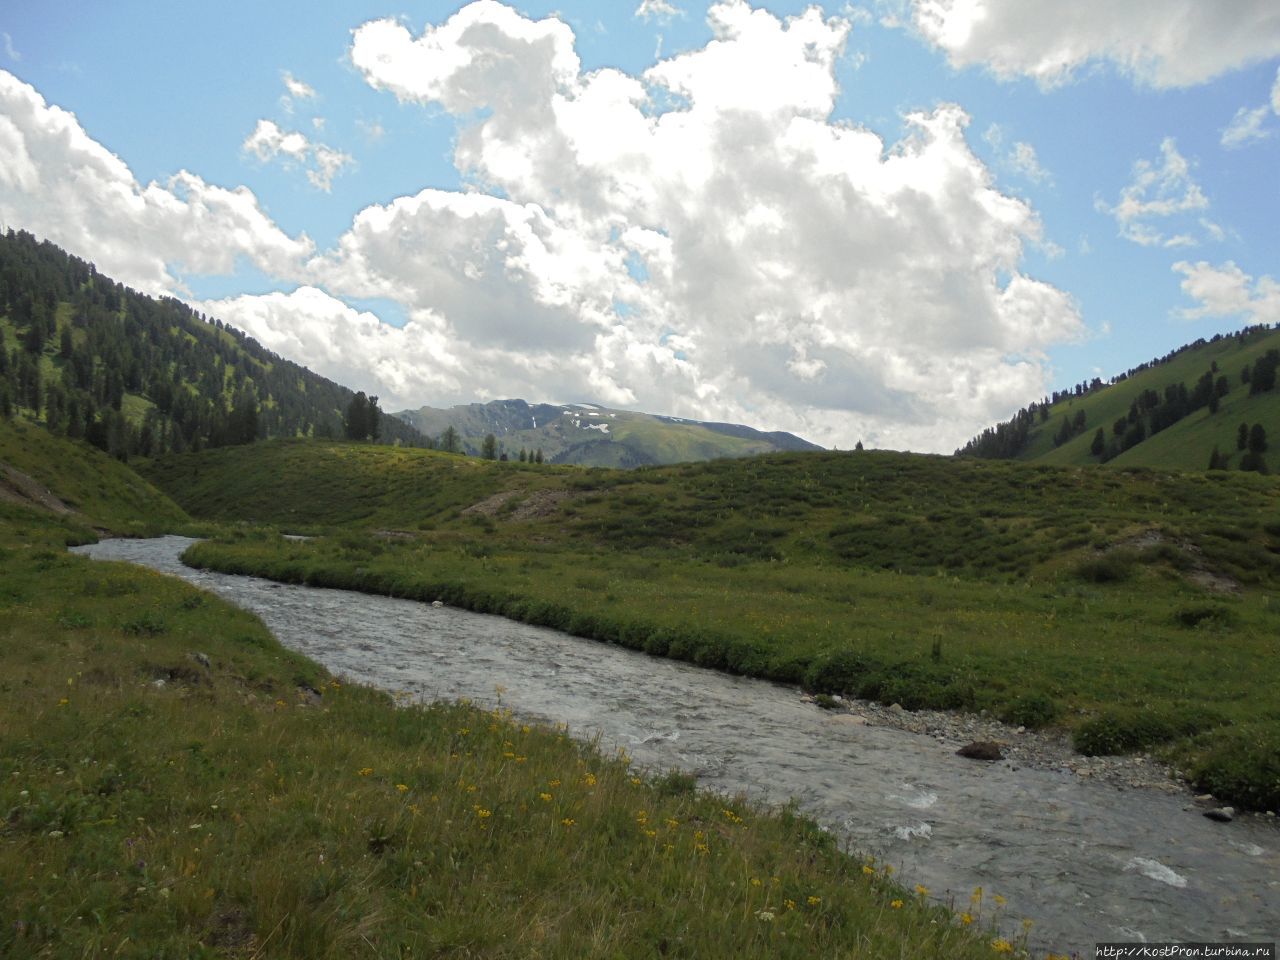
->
left=0, top=229, right=424, bottom=459
left=1, top=415, right=187, bottom=535
left=962, top=324, right=1280, bottom=472
left=396, top=399, right=821, bottom=467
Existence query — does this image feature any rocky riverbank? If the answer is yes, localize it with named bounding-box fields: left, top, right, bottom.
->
left=807, top=693, right=1250, bottom=805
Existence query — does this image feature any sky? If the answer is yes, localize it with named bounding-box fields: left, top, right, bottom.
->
left=1, top=1, right=1278, bottom=453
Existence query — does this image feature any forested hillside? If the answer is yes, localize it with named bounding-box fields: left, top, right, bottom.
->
left=959, top=324, right=1280, bottom=472
left=0, top=230, right=423, bottom=458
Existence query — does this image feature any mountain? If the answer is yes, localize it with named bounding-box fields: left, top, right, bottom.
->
left=959, top=324, right=1280, bottom=472
left=0, top=230, right=425, bottom=459
left=395, top=399, right=822, bottom=466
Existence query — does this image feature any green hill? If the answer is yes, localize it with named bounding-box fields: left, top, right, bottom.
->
left=0, top=229, right=424, bottom=459
left=961, top=324, right=1280, bottom=472
left=396, top=399, right=822, bottom=467
left=0, top=415, right=187, bottom=535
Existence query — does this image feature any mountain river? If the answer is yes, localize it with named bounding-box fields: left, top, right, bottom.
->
left=72, top=536, right=1278, bottom=955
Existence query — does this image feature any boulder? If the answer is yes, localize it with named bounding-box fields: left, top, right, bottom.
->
left=956, top=741, right=1004, bottom=761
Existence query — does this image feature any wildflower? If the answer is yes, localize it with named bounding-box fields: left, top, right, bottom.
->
left=993, top=894, right=1007, bottom=907
left=750, top=877, right=762, bottom=887
left=275, top=699, right=286, bottom=707
left=807, top=896, right=821, bottom=907
left=474, top=808, right=491, bottom=820
left=561, top=818, right=576, bottom=827
left=862, top=865, right=875, bottom=876
left=396, top=784, right=409, bottom=793
left=644, top=829, right=657, bottom=838
left=58, top=698, right=69, bottom=707
left=630, top=777, right=642, bottom=786
left=914, top=884, right=929, bottom=897
left=539, top=792, right=552, bottom=803
left=694, top=842, right=710, bottom=854
left=548, top=779, right=561, bottom=788
left=1021, top=918, right=1034, bottom=932
left=48, top=830, right=64, bottom=839
left=784, top=899, right=796, bottom=911
left=755, top=910, right=775, bottom=922
left=890, top=899, right=904, bottom=909
left=991, top=939, right=1013, bottom=954
left=357, top=767, right=374, bottom=777
left=961, top=913, right=974, bottom=925
left=582, top=773, right=597, bottom=787
left=665, top=818, right=679, bottom=829
left=971, top=886, right=983, bottom=904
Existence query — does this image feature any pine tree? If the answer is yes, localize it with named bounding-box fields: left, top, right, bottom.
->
left=482, top=433, right=498, bottom=459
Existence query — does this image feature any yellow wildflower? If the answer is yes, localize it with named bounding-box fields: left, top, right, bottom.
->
left=396, top=783, right=409, bottom=793
left=539, top=792, right=552, bottom=802
left=914, top=884, right=929, bottom=897
left=357, top=767, right=374, bottom=777
left=890, top=899, right=904, bottom=909
left=807, top=896, right=821, bottom=906
left=961, top=913, right=974, bottom=925
left=561, top=818, right=576, bottom=827
left=991, top=939, right=1013, bottom=954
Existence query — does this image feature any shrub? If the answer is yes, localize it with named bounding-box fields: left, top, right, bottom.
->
left=1185, top=721, right=1280, bottom=812
left=1173, top=604, right=1238, bottom=628
left=999, top=692, right=1059, bottom=729
left=1074, top=550, right=1138, bottom=583
left=802, top=650, right=879, bottom=696
left=1074, top=705, right=1228, bottom=756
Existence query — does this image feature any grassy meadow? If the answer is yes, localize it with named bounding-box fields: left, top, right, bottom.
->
left=143, top=440, right=1280, bottom=812
left=1, top=419, right=1027, bottom=957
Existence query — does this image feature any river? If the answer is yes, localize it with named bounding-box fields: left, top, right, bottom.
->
left=72, top=536, right=1279, bottom=955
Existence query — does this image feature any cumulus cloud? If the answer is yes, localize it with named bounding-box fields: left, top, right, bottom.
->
left=1098, top=138, right=1224, bottom=248
left=908, top=0, right=1280, bottom=88
left=0, top=69, right=312, bottom=295
left=192, top=286, right=468, bottom=403
left=241, top=118, right=354, bottom=191
left=282, top=72, right=316, bottom=101
left=336, top=0, right=1084, bottom=450
left=1173, top=260, right=1280, bottom=325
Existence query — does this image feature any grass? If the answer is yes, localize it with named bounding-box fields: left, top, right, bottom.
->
left=140, top=439, right=1280, bottom=811
left=0, top=505, right=1017, bottom=958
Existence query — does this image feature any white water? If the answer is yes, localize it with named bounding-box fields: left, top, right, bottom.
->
left=73, top=537, right=1280, bottom=954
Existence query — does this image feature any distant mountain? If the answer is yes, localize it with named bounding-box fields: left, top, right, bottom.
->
left=395, top=399, right=822, bottom=466
left=0, top=230, right=425, bottom=457
left=959, top=324, right=1280, bottom=472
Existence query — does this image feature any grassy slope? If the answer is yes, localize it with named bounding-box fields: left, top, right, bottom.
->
left=2, top=426, right=1010, bottom=958
left=144, top=441, right=1280, bottom=811
left=1023, top=328, right=1280, bottom=469
left=0, top=417, right=188, bottom=534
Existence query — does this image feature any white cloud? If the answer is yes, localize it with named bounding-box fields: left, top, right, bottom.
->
left=337, top=0, right=1085, bottom=450
left=282, top=72, right=316, bottom=101
left=1098, top=138, right=1223, bottom=248
left=1221, top=104, right=1272, bottom=148
left=192, top=286, right=467, bottom=403
left=2, top=32, right=20, bottom=62
left=1220, top=66, right=1280, bottom=149
left=1173, top=260, right=1280, bottom=325
left=241, top=119, right=353, bottom=192
left=636, top=0, right=683, bottom=22
left=909, top=0, right=1280, bottom=89
left=984, top=123, right=1051, bottom=183
left=0, top=70, right=312, bottom=295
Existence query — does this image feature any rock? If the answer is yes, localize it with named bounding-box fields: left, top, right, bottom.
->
left=1203, top=807, right=1235, bottom=823
left=957, top=741, right=1003, bottom=761
left=824, top=714, right=866, bottom=727
left=888, top=703, right=905, bottom=714
left=431, top=600, right=444, bottom=608
left=1194, top=793, right=1215, bottom=803
left=191, top=652, right=211, bottom=669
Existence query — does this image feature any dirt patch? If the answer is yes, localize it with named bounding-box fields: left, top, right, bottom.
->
left=0, top=462, right=75, bottom=515
left=1119, top=529, right=1241, bottom=594
left=463, top=488, right=577, bottom=521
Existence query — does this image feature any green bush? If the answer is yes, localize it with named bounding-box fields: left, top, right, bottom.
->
left=1185, top=721, right=1280, bottom=812
left=1173, top=604, right=1238, bottom=628
left=1074, top=704, right=1228, bottom=755
left=1074, top=550, right=1138, bottom=584
left=802, top=650, right=879, bottom=696
left=999, top=691, right=1059, bottom=729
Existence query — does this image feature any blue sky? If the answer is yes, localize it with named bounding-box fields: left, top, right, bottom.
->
left=2, top=1, right=1278, bottom=451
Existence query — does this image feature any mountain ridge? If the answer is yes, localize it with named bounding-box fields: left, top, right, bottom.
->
left=395, top=398, right=822, bottom=467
